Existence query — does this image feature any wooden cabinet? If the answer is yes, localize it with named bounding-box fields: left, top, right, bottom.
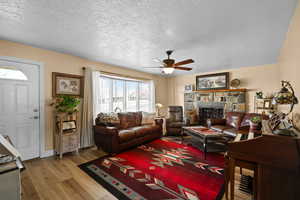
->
left=54, top=112, right=80, bottom=159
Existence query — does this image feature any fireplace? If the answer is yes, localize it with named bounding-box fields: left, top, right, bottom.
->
left=199, top=107, right=224, bottom=125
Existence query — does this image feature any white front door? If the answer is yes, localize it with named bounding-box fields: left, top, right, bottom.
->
left=0, top=60, right=40, bottom=160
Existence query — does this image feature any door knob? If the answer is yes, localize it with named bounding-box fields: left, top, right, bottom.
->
left=30, top=116, right=39, bottom=119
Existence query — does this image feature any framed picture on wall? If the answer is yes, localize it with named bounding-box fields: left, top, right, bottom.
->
left=196, top=72, right=229, bottom=90
left=52, top=72, right=84, bottom=97
left=184, top=84, right=194, bottom=92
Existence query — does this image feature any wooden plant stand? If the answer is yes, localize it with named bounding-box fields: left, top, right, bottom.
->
left=54, top=112, right=80, bottom=159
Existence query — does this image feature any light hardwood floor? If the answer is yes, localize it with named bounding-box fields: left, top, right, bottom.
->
left=21, top=147, right=252, bottom=200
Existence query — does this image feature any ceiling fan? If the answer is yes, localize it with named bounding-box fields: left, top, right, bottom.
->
left=146, top=50, right=194, bottom=74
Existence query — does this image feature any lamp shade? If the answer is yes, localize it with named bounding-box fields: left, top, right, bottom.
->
left=162, top=67, right=174, bottom=74
left=274, top=85, right=298, bottom=105
left=155, top=103, right=163, bottom=108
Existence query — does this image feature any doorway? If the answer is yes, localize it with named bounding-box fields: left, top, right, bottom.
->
left=0, top=57, right=44, bottom=160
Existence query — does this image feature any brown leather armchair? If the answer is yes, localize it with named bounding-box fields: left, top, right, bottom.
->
left=94, top=112, right=163, bottom=154
left=166, top=106, right=186, bottom=136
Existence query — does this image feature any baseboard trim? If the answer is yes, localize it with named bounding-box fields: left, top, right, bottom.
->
left=40, top=150, right=54, bottom=158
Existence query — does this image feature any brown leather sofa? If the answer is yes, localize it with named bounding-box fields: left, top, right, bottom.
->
left=94, top=112, right=163, bottom=154
left=207, top=112, right=268, bottom=137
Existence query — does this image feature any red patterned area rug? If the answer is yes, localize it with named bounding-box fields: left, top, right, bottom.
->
left=79, top=138, right=225, bottom=200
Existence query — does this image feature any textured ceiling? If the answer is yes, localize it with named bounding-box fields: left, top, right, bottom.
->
left=0, top=0, right=298, bottom=76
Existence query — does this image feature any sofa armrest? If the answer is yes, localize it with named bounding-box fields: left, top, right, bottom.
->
left=94, top=125, right=118, bottom=135
left=93, top=125, right=119, bottom=154
left=207, top=118, right=226, bottom=128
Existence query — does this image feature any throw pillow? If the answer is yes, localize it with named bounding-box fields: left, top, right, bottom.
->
left=96, top=112, right=120, bottom=127
left=186, top=110, right=198, bottom=125
left=142, top=112, right=156, bottom=125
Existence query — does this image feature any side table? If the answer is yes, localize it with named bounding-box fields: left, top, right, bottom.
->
left=155, top=117, right=167, bottom=136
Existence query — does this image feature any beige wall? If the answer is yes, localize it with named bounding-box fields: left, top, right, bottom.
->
left=0, top=40, right=168, bottom=151
left=278, top=1, right=300, bottom=114
left=166, top=64, right=280, bottom=113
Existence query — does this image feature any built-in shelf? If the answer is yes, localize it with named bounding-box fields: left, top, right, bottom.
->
left=192, top=88, right=247, bottom=93
left=184, top=88, right=247, bottom=123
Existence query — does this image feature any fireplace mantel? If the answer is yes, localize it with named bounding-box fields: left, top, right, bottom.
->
left=193, top=88, right=247, bottom=93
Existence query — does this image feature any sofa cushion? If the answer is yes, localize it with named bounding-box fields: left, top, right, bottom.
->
left=130, top=125, right=153, bottom=137
left=141, top=112, right=156, bottom=125
left=118, top=129, right=136, bottom=143
left=168, top=121, right=184, bottom=128
left=225, top=112, right=245, bottom=129
left=211, top=125, right=232, bottom=132
left=118, top=112, right=142, bottom=129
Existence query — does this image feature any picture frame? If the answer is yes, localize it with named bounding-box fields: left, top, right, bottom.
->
left=196, top=72, right=229, bottom=90
left=52, top=72, right=84, bottom=97
left=263, top=99, right=272, bottom=109
left=184, top=84, right=194, bottom=92
left=57, top=120, right=77, bottom=132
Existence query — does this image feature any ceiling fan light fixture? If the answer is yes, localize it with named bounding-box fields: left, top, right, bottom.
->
left=162, top=67, right=174, bottom=74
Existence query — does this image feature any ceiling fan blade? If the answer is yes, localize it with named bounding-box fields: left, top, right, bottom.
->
left=144, top=67, right=163, bottom=69
left=174, top=66, right=192, bottom=71
left=153, top=58, right=163, bottom=63
left=174, top=59, right=194, bottom=66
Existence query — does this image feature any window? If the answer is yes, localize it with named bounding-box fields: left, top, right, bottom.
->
left=97, top=75, right=154, bottom=113
left=126, top=81, right=138, bottom=112
left=0, top=67, right=28, bottom=80
left=113, top=79, right=125, bottom=112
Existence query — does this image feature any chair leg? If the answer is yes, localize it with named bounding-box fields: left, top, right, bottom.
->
left=224, top=157, right=230, bottom=200
left=253, top=166, right=258, bottom=200
left=230, top=158, right=236, bottom=200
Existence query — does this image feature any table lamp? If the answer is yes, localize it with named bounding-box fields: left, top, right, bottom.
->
left=155, top=103, right=163, bottom=117
left=272, top=81, right=298, bottom=136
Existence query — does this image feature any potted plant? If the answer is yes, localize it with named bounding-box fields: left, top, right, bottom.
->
left=256, top=91, right=263, bottom=99
left=250, top=116, right=262, bottom=132
left=51, top=95, right=81, bottom=118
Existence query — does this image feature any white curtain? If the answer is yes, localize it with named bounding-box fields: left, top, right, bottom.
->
left=92, top=70, right=101, bottom=122
left=150, top=80, right=156, bottom=112
left=81, top=67, right=94, bottom=148
left=80, top=68, right=101, bottom=148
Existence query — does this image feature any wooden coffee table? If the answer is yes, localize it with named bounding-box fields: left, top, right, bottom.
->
left=182, top=126, right=230, bottom=159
